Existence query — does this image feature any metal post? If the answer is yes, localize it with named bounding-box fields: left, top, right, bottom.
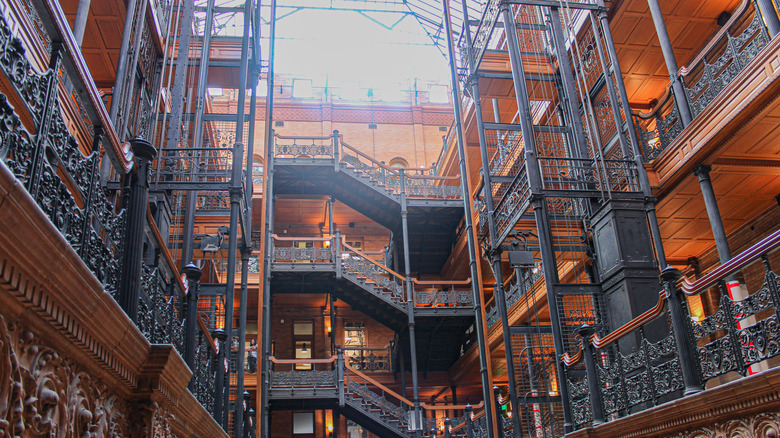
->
left=72, top=0, right=91, bottom=46
left=181, top=0, right=217, bottom=269
left=583, top=10, right=632, bottom=159
left=108, top=0, right=138, bottom=124
left=548, top=7, right=591, bottom=160
left=328, top=196, right=335, bottom=235
left=337, top=348, right=345, bottom=407
left=646, top=0, right=693, bottom=126
left=118, top=138, right=157, bottom=322
left=465, top=404, right=474, bottom=438
left=213, top=328, right=228, bottom=426
left=223, top=0, right=254, bottom=427
left=756, top=0, right=780, bottom=37
left=448, top=0, right=498, bottom=434
left=493, top=386, right=505, bottom=435
left=235, top=248, right=250, bottom=438
left=260, top=2, right=277, bottom=434
left=693, top=165, right=732, bottom=263
left=577, top=325, right=605, bottom=425
left=661, top=266, right=703, bottom=394
left=335, top=229, right=342, bottom=279
left=445, top=417, right=452, bottom=438
left=333, top=130, right=340, bottom=172
left=400, top=168, right=422, bottom=437
left=183, top=262, right=203, bottom=375
left=594, top=1, right=669, bottom=268
left=242, top=390, right=251, bottom=438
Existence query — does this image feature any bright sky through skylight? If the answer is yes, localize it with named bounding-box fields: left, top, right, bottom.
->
left=273, top=8, right=451, bottom=93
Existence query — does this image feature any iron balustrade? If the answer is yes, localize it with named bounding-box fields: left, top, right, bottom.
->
left=492, top=167, right=532, bottom=245
left=271, top=235, right=335, bottom=263
left=561, top=228, right=780, bottom=429
left=344, top=362, right=413, bottom=432
left=193, top=315, right=219, bottom=417
left=267, top=356, right=338, bottom=391
left=537, top=157, right=642, bottom=195
left=0, top=8, right=220, bottom=422
left=413, top=280, right=474, bottom=308
left=343, top=345, right=393, bottom=372
left=634, top=0, right=773, bottom=161
left=154, top=147, right=234, bottom=185
left=272, top=132, right=463, bottom=201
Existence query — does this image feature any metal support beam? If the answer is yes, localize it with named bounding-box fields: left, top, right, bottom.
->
left=448, top=1, right=497, bottom=434
left=118, top=138, right=156, bottom=322
left=502, top=2, right=573, bottom=431
left=400, top=169, right=422, bottom=437
left=693, top=165, right=732, bottom=263
left=593, top=1, right=668, bottom=267
left=646, top=0, right=692, bottom=126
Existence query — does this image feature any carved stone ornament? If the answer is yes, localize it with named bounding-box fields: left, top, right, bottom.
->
left=667, top=410, right=780, bottom=438
left=0, top=313, right=130, bottom=437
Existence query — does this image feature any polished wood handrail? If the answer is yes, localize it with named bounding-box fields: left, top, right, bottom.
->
left=342, top=345, right=391, bottom=351
left=342, top=241, right=407, bottom=281
left=269, top=355, right=336, bottom=365
left=421, top=401, right=484, bottom=410
left=591, top=291, right=666, bottom=349
left=340, top=141, right=400, bottom=174
left=271, top=234, right=333, bottom=243
left=34, top=0, right=134, bottom=173
left=274, top=133, right=334, bottom=141
left=197, top=314, right=218, bottom=355
left=679, top=0, right=753, bottom=77
left=681, top=228, right=780, bottom=296
left=406, top=174, right=460, bottom=182
left=561, top=347, right=583, bottom=367
left=147, top=206, right=186, bottom=296
left=345, top=363, right=414, bottom=407
left=413, top=278, right=471, bottom=286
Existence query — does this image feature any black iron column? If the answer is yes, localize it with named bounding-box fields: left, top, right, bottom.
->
left=548, top=7, right=591, bottom=160
left=756, top=0, right=780, bottom=37
left=235, top=247, right=250, bottom=438
left=448, top=0, right=498, bottom=434
left=693, top=165, right=732, bottom=263
left=181, top=0, right=216, bottom=269
left=213, top=327, right=228, bottom=424
left=501, top=2, right=560, bottom=433
left=593, top=1, right=669, bottom=268
left=661, top=266, right=703, bottom=394
left=577, top=325, right=605, bottom=425
left=646, top=0, right=693, bottom=126
left=399, top=168, right=422, bottom=437
left=183, top=262, right=203, bottom=375
left=259, top=1, right=277, bottom=434
left=118, top=137, right=157, bottom=322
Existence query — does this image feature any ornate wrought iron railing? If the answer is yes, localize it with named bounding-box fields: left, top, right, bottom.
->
left=413, top=279, right=474, bottom=308
left=153, top=147, right=233, bottom=185
left=271, top=235, right=335, bottom=263
left=344, top=345, right=393, bottom=372
left=344, top=361, right=413, bottom=433
left=268, top=356, right=338, bottom=392
left=634, top=0, right=773, bottom=161
left=561, top=228, right=780, bottom=429
left=272, top=132, right=462, bottom=201
left=192, top=315, right=219, bottom=417
left=538, top=157, right=641, bottom=195
left=0, top=6, right=219, bottom=422
left=341, top=240, right=407, bottom=305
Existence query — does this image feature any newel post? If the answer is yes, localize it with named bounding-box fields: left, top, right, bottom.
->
left=119, top=137, right=157, bottom=322
left=662, top=265, right=703, bottom=395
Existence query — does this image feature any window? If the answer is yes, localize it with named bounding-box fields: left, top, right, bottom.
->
left=294, top=321, right=313, bottom=370
left=293, top=412, right=314, bottom=435
left=389, top=157, right=409, bottom=168
left=207, top=87, right=223, bottom=96
left=293, top=79, right=313, bottom=98
left=256, top=79, right=268, bottom=97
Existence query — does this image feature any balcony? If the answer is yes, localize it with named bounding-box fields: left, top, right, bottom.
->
left=0, top=3, right=223, bottom=436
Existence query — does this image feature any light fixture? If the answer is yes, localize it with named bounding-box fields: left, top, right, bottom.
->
left=300, top=343, right=307, bottom=353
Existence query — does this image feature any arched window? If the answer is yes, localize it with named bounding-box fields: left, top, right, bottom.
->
left=388, top=157, right=408, bottom=168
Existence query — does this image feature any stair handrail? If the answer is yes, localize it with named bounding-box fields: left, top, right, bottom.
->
left=274, top=133, right=335, bottom=141
left=340, top=140, right=401, bottom=175
left=412, top=278, right=473, bottom=307
left=342, top=240, right=407, bottom=282
left=421, top=401, right=484, bottom=410
left=344, top=363, right=414, bottom=407
left=268, top=356, right=337, bottom=365
left=680, top=227, right=780, bottom=296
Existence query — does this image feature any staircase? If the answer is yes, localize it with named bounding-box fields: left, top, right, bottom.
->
left=272, top=133, right=464, bottom=275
